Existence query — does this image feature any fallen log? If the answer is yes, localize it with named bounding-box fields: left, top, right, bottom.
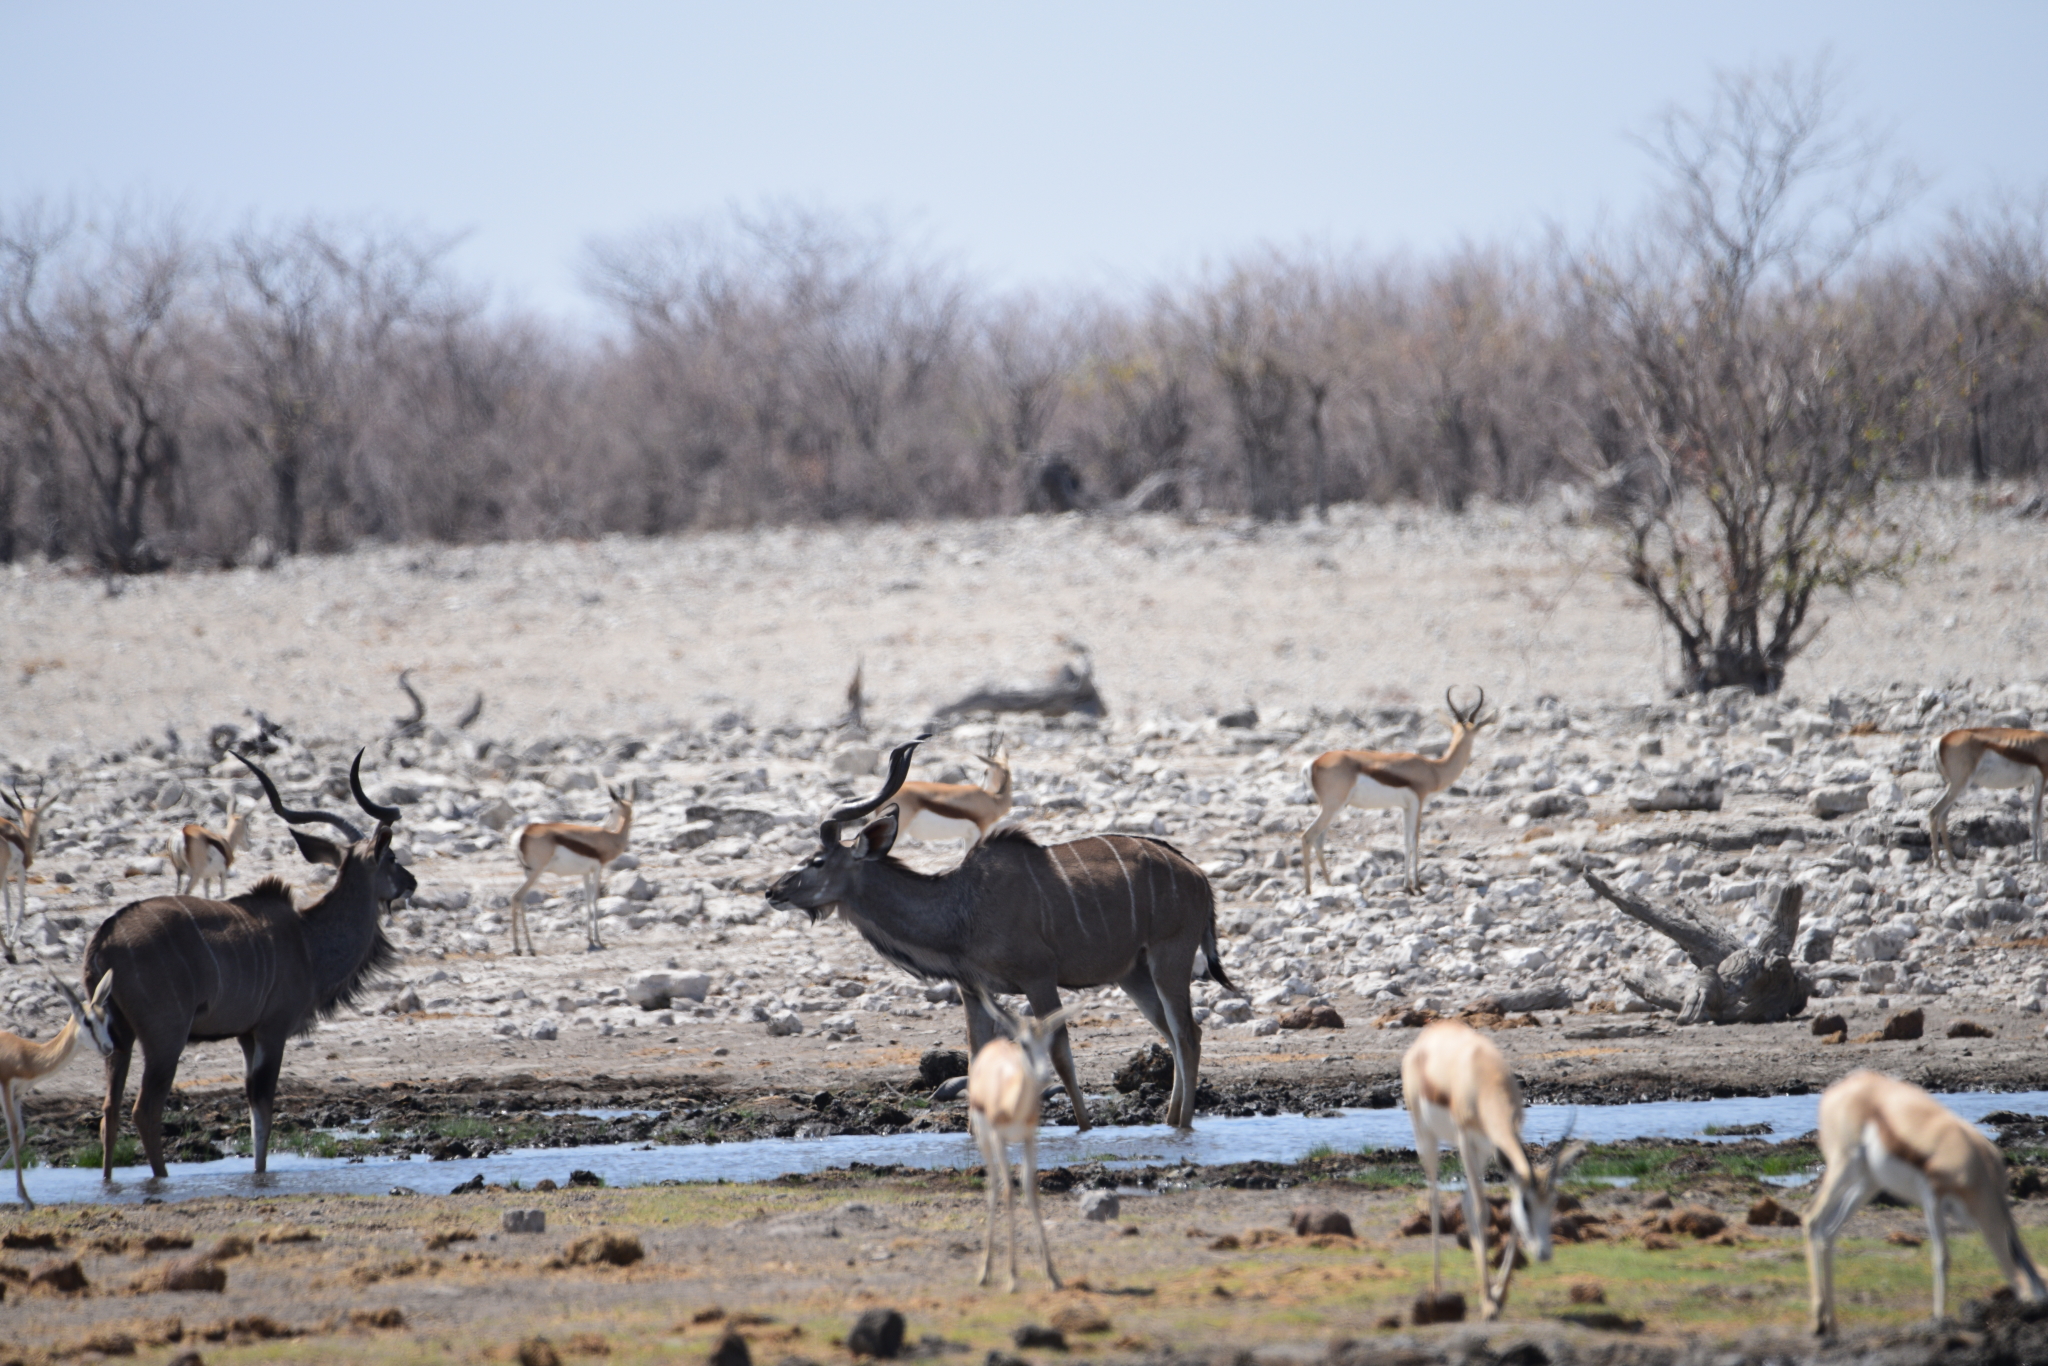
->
left=1583, top=873, right=1811, bottom=1026
left=933, top=661, right=1105, bottom=721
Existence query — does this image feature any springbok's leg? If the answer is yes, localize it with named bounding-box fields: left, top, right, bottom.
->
left=1457, top=1133, right=1496, bottom=1317
left=2033, top=770, right=2043, bottom=863
left=1929, top=778, right=1965, bottom=868
left=1025, top=982, right=1088, bottom=1130
left=508, top=865, right=546, bottom=956
left=972, top=1114, right=1000, bottom=1287
left=100, top=1040, right=133, bottom=1183
left=1962, top=1181, right=2048, bottom=1301
left=586, top=871, right=604, bottom=949
left=1300, top=798, right=1342, bottom=895
left=1803, top=1150, right=1874, bottom=1336
left=1418, top=1136, right=1443, bottom=1298
left=1000, top=1134, right=1020, bottom=1292
left=1924, top=1181, right=1951, bottom=1321
left=239, top=1029, right=288, bottom=1174
left=1023, top=1125, right=1060, bottom=1288
left=1403, top=793, right=1424, bottom=893
left=131, top=1045, right=181, bottom=1179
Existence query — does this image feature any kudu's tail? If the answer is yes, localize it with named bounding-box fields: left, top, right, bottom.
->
left=1202, top=921, right=1237, bottom=994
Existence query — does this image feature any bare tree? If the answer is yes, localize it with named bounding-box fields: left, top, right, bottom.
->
left=1577, top=61, right=1923, bottom=694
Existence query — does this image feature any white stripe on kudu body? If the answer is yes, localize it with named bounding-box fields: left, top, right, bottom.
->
left=1927, top=727, right=2048, bottom=866
left=1804, top=1070, right=2046, bottom=1336
left=1302, top=686, right=1494, bottom=894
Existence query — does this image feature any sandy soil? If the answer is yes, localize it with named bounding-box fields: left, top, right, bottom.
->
left=5, top=493, right=2044, bottom=761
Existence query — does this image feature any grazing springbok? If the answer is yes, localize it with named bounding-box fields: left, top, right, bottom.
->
left=1805, top=1070, right=2046, bottom=1335
left=0, top=782, right=58, bottom=964
left=768, top=738, right=1232, bottom=1130
left=1403, top=1019, right=1583, bottom=1320
left=2, top=975, right=117, bottom=1207
left=84, top=750, right=413, bottom=1180
left=1927, top=726, right=2048, bottom=866
left=1302, top=686, right=1495, bottom=894
left=166, top=795, right=253, bottom=900
left=895, top=733, right=1012, bottom=848
left=506, top=785, right=633, bottom=955
left=969, top=995, right=1079, bottom=1291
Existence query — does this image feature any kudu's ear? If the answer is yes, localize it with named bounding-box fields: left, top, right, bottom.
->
left=851, top=806, right=899, bottom=860
left=290, top=827, right=347, bottom=868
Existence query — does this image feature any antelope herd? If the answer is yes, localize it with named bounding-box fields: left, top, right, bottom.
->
left=0, top=696, right=2041, bottom=1339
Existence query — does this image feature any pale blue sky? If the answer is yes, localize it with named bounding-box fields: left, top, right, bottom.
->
left=4, top=2, right=2044, bottom=323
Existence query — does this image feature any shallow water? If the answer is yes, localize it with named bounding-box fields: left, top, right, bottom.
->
left=22, top=1089, right=2048, bottom=1207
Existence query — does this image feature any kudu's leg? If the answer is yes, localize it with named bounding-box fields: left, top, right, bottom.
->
left=4, top=1080, right=28, bottom=1207
left=963, top=993, right=1001, bottom=1059
left=239, top=1029, right=288, bottom=1174
left=1117, top=967, right=1176, bottom=1120
left=1146, top=948, right=1203, bottom=1129
left=1024, top=982, right=1087, bottom=1129
left=132, top=1046, right=182, bottom=1179
left=101, top=1040, right=133, bottom=1182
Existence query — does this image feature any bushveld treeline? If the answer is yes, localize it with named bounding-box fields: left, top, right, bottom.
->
left=2, top=141, right=2045, bottom=576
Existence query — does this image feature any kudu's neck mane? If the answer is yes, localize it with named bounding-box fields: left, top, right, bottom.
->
left=835, top=849, right=981, bottom=983
left=288, top=851, right=398, bottom=1017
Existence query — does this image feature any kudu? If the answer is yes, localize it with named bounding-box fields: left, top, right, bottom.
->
left=767, top=738, right=1233, bottom=1130
left=83, top=750, right=413, bottom=1180
left=2, top=975, right=117, bottom=1207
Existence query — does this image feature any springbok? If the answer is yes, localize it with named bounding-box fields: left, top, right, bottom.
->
left=506, top=785, right=633, bottom=955
left=166, top=795, right=253, bottom=900
left=1302, top=686, right=1495, bottom=894
left=970, top=995, right=1079, bottom=1291
left=768, top=739, right=1232, bottom=1130
left=1927, top=727, right=2048, bottom=866
left=0, top=782, right=57, bottom=964
left=894, top=733, right=1012, bottom=848
left=1805, top=1070, right=2046, bottom=1335
left=85, top=751, right=413, bottom=1180
left=1402, top=1019, right=1583, bottom=1320
left=2, top=975, right=117, bottom=1207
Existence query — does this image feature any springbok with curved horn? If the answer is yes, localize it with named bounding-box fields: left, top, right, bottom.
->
left=1805, top=1070, right=2046, bottom=1335
left=768, top=738, right=1233, bottom=1130
left=1403, top=1019, right=1583, bottom=1320
left=970, top=994, right=1080, bottom=1291
left=506, top=785, right=633, bottom=955
left=84, top=751, right=414, bottom=1180
left=166, top=795, right=253, bottom=900
left=2, top=975, right=116, bottom=1206
left=1302, top=686, right=1495, bottom=894
left=0, top=781, right=57, bottom=964
left=894, top=733, right=1012, bottom=848
left=1927, top=726, right=2048, bottom=867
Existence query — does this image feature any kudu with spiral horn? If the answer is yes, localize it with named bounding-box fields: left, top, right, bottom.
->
left=83, top=750, right=414, bottom=1180
left=768, top=737, right=1233, bottom=1129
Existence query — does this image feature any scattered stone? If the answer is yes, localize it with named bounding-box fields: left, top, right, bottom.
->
left=1011, top=1324, right=1066, bottom=1350
left=1671, top=1207, right=1725, bottom=1238
left=1640, top=1233, right=1678, bottom=1251
left=1112, top=1044, right=1175, bottom=1093
left=1811, top=1013, right=1847, bottom=1036
left=351, top=1307, right=406, bottom=1328
left=1879, top=1008, right=1926, bottom=1041
left=208, top=1236, right=253, bottom=1260
left=1628, top=778, right=1722, bottom=812
left=562, top=1232, right=642, bottom=1267
left=518, top=1338, right=564, bottom=1366
left=1290, top=1206, right=1354, bottom=1238
left=139, top=1256, right=225, bottom=1293
left=1643, top=1192, right=1674, bottom=1210
left=1410, top=1290, right=1466, bottom=1324
left=707, top=1331, right=751, bottom=1366
left=1568, top=1281, right=1605, bottom=1304
left=424, top=1227, right=478, bottom=1251
left=1276, top=1004, right=1344, bottom=1030
left=567, top=1170, right=604, bottom=1188
left=1078, top=1191, right=1120, bottom=1222
left=1746, top=1196, right=1801, bottom=1227
left=1947, top=1019, right=1995, bottom=1038
left=766, top=1010, right=804, bottom=1037
left=259, top=1225, right=319, bottom=1244
left=849, top=1307, right=907, bottom=1358
left=503, top=1209, right=547, bottom=1234
left=1887, top=1229, right=1924, bottom=1247
left=932, top=1076, right=969, bottom=1101
left=918, top=1049, right=969, bottom=1086
left=2, top=1230, right=60, bottom=1250
left=1050, top=1304, right=1112, bottom=1335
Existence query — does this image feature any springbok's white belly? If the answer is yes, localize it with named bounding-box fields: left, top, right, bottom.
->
left=1970, top=750, right=2039, bottom=790
left=537, top=848, right=603, bottom=876
left=904, top=810, right=983, bottom=845
left=1860, top=1124, right=1932, bottom=1208
left=1347, top=774, right=1416, bottom=811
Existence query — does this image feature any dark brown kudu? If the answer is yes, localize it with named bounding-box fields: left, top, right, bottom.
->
left=767, top=739, right=1233, bottom=1129
left=83, top=751, right=414, bottom=1180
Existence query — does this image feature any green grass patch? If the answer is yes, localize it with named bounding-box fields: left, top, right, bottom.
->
left=69, top=1136, right=139, bottom=1169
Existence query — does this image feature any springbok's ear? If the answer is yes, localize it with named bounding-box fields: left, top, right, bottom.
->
left=91, top=972, right=116, bottom=1008
left=851, top=807, right=899, bottom=860
left=290, top=828, right=347, bottom=868
left=1553, top=1141, right=1588, bottom=1181
left=1035, top=1003, right=1080, bottom=1038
